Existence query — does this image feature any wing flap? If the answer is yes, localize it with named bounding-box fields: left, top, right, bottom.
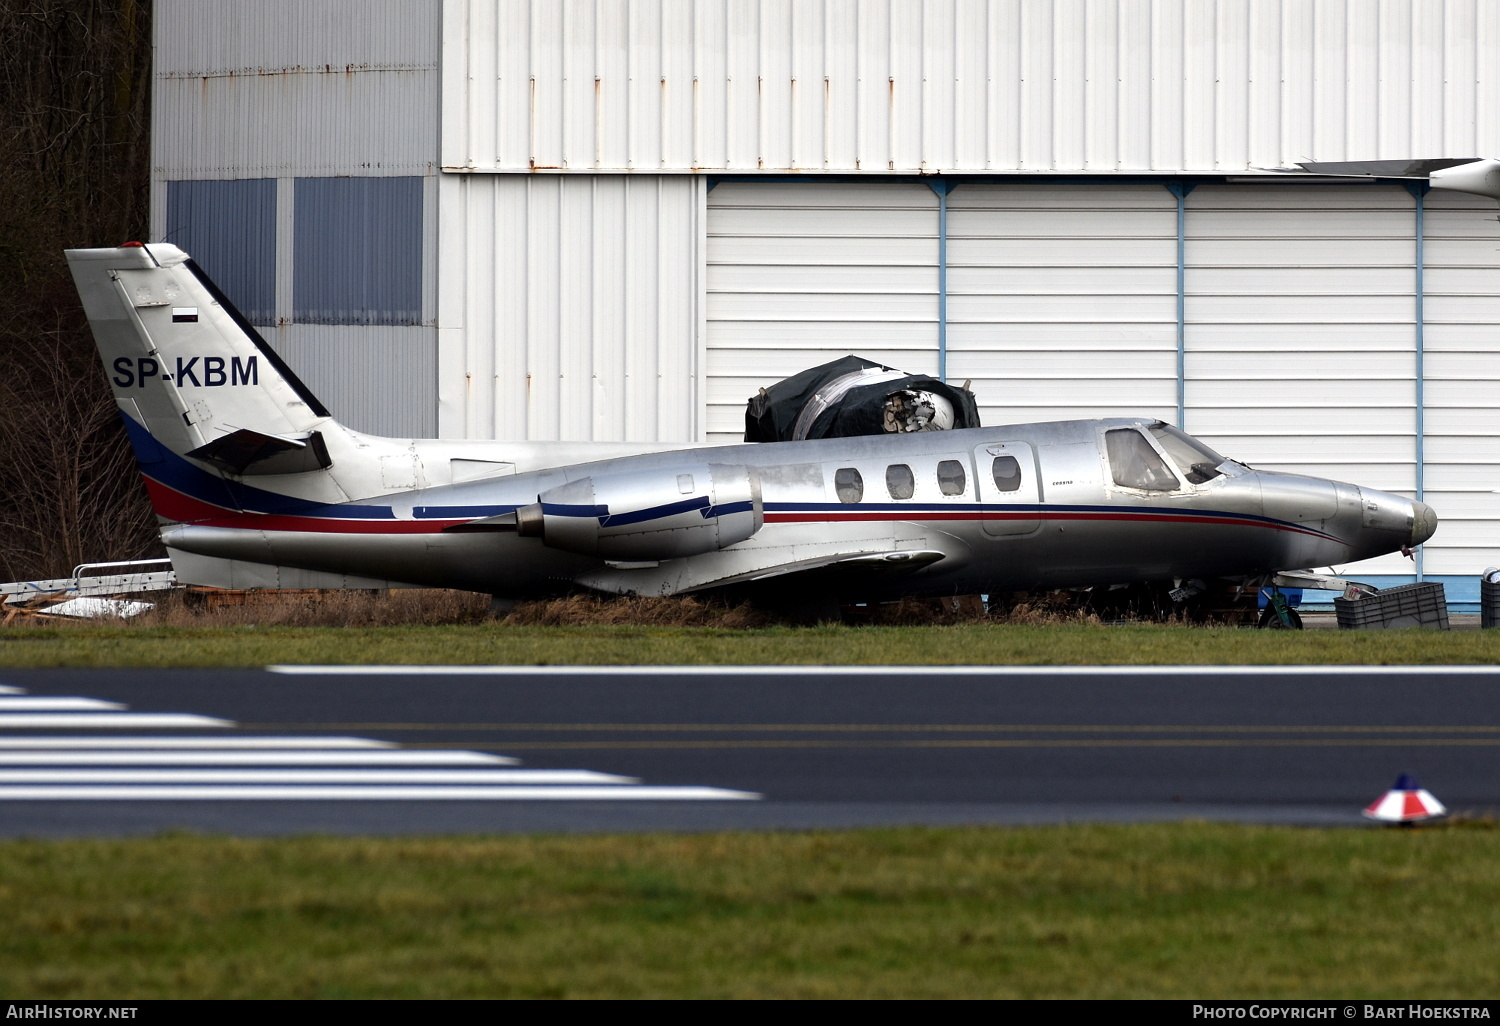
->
left=575, top=534, right=947, bottom=597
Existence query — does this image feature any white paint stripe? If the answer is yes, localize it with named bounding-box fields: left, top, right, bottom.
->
left=0, top=714, right=232, bottom=728
left=0, top=750, right=516, bottom=766
left=0, top=697, right=125, bottom=710
left=0, top=686, right=24, bottom=695
left=0, top=736, right=394, bottom=750
left=269, top=664, right=1500, bottom=677
left=0, top=769, right=634, bottom=784
left=0, top=785, right=759, bottom=801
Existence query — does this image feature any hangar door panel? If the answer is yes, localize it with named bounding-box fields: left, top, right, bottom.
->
left=946, top=185, right=1179, bottom=427
left=1183, top=184, right=1417, bottom=577
left=1419, top=189, right=1500, bottom=576
left=705, top=183, right=938, bottom=444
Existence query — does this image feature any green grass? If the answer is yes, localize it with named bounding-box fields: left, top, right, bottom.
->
left=1, top=823, right=1497, bottom=998
left=2, top=621, right=1500, bottom=667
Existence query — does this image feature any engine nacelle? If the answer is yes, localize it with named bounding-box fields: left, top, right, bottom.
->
left=517, top=463, right=763, bottom=561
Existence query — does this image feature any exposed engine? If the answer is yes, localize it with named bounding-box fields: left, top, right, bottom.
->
left=744, top=355, right=980, bottom=443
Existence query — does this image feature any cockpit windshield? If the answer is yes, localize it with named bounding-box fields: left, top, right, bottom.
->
left=1148, top=424, right=1226, bottom=484
left=1105, top=429, right=1180, bottom=491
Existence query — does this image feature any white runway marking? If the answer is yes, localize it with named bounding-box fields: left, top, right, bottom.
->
left=0, top=769, right=635, bottom=784
left=0, top=736, right=395, bottom=749
left=0, top=750, right=517, bottom=766
left=0, top=697, right=125, bottom=710
left=0, top=714, right=232, bottom=728
left=0, top=785, right=758, bottom=801
left=267, top=663, right=1500, bottom=677
left=0, top=682, right=757, bottom=803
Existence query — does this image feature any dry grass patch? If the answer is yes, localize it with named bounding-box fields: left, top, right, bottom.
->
left=134, top=588, right=493, bottom=628
left=500, top=593, right=770, bottom=628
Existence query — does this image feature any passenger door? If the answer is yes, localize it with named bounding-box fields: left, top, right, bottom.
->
left=973, top=442, right=1041, bottom=536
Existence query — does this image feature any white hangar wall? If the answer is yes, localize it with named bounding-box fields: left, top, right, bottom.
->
left=434, top=173, right=704, bottom=443
left=442, top=0, right=1500, bottom=174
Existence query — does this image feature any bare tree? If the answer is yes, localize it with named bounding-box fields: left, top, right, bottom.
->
left=0, top=0, right=157, bottom=580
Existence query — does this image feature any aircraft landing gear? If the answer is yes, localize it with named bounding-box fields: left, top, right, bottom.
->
left=1256, top=587, right=1304, bottom=630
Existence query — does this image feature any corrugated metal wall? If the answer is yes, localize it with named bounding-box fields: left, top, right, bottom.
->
left=152, top=0, right=441, bottom=439
left=1182, top=185, right=1415, bottom=486
left=271, top=325, right=439, bottom=438
left=435, top=174, right=704, bottom=442
left=947, top=185, right=1178, bottom=424
left=705, top=182, right=1180, bottom=441
left=154, top=0, right=438, bottom=181
left=165, top=179, right=278, bottom=326
left=293, top=177, right=425, bottom=325
left=1182, top=182, right=1418, bottom=577
left=705, top=182, right=938, bottom=438
left=1425, top=189, right=1500, bottom=578
left=442, top=0, right=1500, bottom=175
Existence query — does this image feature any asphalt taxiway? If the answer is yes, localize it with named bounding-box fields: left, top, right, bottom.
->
left=0, top=664, right=1495, bottom=836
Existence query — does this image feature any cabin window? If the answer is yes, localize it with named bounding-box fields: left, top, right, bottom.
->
left=835, top=467, right=864, bottom=503
left=886, top=464, right=915, bottom=499
left=991, top=455, right=1022, bottom=492
left=937, top=459, right=967, bottom=496
left=1148, top=424, right=1224, bottom=485
left=1106, top=429, right=1179, bottom=491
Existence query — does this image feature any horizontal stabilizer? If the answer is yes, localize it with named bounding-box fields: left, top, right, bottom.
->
left=186, top=428, right=332, bottom=476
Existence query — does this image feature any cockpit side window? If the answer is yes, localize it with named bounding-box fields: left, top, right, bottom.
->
left=834, top=467, right=864, bottom=503
left=1105, top=429, right=1179, bottom=491
left=1148, top=423, right=1225, bottom=485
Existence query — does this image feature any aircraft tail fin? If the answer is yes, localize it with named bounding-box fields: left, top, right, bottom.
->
left=66, top=243, right=341, bottom=520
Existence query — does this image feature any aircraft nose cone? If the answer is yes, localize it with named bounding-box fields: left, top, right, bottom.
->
left=1411, top=501, right=1438, bottom=546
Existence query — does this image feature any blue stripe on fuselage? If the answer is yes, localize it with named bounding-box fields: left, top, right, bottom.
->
left=119, top=412, right=395, bottom=519
left=413, top=504, right=521, bottom=519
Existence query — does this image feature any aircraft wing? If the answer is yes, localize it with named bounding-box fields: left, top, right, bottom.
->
left=1286, top=157, right=1500, bottom=200
left=574, top=528, right=953, bottom=597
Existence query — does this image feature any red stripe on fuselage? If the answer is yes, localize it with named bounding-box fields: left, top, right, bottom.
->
left=140, top=474, right=465, bottom=534
left=142, top=476, right=239, bottom=523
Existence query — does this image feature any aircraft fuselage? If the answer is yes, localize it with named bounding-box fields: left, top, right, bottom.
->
left=160, top=417, right=1432, bottom=601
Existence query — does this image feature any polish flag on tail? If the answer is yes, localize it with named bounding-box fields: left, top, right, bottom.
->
left=1363, top=773, right=1447, bottom=823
